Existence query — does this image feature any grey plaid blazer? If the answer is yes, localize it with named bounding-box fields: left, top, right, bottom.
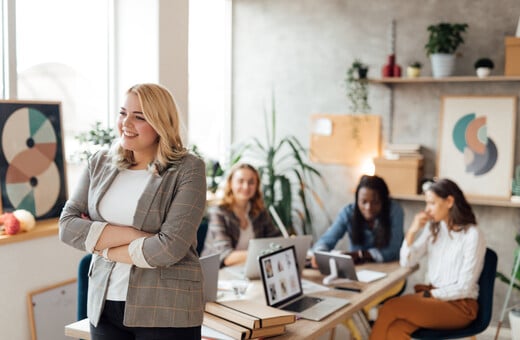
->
left=59, top=150, right=207, bottom=327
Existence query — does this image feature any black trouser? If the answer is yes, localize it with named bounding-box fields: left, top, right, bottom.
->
left=90, top=300, right=201, bottom=340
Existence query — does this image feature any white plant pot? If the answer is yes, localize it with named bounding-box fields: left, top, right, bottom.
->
left=430, top=53, right=456, bottom=78
left=476, top=67, right=491, bottom=78
left=510, top=308, right=520, bottom=340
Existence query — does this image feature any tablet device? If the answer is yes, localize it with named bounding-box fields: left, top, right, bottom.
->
left=314, top=250, right=358, bottom=281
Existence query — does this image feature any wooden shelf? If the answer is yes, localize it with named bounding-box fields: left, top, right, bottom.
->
left=0, top=218, right=58, bottom=246
left=393, top=194, right=520, bottom=208
left=370, top=75, right=520, bottom=84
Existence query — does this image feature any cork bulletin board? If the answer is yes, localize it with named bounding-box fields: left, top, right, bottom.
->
left=309, top=114, right=381, bottom=165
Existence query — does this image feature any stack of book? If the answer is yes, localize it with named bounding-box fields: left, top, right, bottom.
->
left=382, top=143, right=423, bottom=160
left=203, top=300, right=296, bottom=339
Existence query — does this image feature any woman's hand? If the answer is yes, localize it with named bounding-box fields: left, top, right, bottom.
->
left=406, top=211, right=430, bottom=246
left=410, top=211, right=429, bottom=232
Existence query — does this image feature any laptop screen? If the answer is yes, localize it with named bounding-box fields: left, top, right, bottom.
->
left=258, top=246, right=303, bottom=308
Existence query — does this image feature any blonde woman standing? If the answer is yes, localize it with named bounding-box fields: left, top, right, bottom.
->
left=59, top=83, right=206, bottom=340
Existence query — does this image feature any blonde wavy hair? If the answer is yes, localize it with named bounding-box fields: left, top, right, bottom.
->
left=220, top=163, right=265, bottom=218
left=113, top=83, right=187, bottom=173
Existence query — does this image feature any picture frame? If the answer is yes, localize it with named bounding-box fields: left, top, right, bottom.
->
left=438, top=95, right=517, bottom=200
left=0, top=100, right=68, bottom=219
left=27, top=279, right=77, bottom=340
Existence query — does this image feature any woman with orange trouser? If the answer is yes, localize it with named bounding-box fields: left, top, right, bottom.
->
left=370, top=178, right=486, bottom=339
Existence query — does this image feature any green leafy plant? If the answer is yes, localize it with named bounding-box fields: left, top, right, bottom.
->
left=189, top=145, right=224, bottom=193
left=474, top=58, right=494, bottom=69
left=496, top=234, right=520, bottom=292
left=231, top=96, right=329, bottom=236
left=74, top=121, right=116, bottom=162
left=345, top=59, right=371, bottom=113
left=409, top=61, right=422, bottom=68
left=425, top=22, right=468, bottom=56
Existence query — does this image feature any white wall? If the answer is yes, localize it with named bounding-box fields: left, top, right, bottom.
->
left=0, top=234, right=85, bottom=340
left=232, top=0, right=520, bottom=325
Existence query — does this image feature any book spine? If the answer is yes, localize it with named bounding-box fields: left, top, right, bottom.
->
left=205, top=302, right=260, bottom=329
left=203, top=313, right=250, bottom=340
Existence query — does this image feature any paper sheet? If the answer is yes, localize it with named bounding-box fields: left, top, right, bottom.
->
left=356, top=269, right=387, bottom=283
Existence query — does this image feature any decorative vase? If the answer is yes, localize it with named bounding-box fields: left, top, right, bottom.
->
left=430, top=53, right=456, bottom=78
left=393, top=64, right=402, bottom=77
left=476, top=67, right=491, bottom=78
left=382, top=54, right=395, bottom=77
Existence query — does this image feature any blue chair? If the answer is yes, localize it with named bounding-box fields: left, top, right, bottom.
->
left=197, top=216, right=209, bottom=256
left=77, top=253, right=92, bottom=321
left=411, top=247, right=497, bottom=339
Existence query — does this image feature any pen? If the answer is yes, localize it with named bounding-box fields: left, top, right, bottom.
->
left=334, top=286, right=362, bottom=293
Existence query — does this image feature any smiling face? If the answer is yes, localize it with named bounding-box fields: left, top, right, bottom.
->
left=424, top=190, right=453, bottom=224
left=230, top=167, right=259, bottom=204
left=357, top=187, right=382, bottom=222
left=118, top=92, right=159, bottom=164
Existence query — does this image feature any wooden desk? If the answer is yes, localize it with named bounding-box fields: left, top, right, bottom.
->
left=64, top=262, right=416, bottom=340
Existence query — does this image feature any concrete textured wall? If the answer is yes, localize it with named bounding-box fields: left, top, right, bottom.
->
left=232, top=0, right=520, bottom=325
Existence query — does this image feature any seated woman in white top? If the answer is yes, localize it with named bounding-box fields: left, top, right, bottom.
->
left=370, top=178, right=486, bottom=339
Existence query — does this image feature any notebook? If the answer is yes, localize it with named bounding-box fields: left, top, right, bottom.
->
left=258, top=245, right=350, bottom=321
left=314, top=250, right=387, bottom=283
left=200, top=253, right=220, bottom=302
left=243, top=235, right=312, bottom=279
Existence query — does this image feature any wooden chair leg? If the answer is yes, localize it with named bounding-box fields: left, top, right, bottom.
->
left=328, top=326, right=336, bottom=340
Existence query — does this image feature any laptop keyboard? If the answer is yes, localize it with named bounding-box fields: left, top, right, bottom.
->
left=283, top=296, right=323, bottom=312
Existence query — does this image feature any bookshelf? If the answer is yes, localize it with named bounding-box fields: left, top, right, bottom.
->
left=393, top=194, right=520, bottom=208
left=370, top=75, right=520, bottom=84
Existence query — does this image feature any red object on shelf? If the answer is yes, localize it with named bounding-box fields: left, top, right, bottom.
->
left=382, top=54, right=395, bottom=77
left=393, top=64, right=402, bottom=77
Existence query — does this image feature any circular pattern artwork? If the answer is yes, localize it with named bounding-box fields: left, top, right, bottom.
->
left=1, top=107, right=62, bottom=217
left=452, top=113, right=497, bottom=176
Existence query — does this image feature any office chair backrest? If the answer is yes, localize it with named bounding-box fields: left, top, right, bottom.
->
left=411, top=247, right=498, bottom=339
left=77, top=253, right=92, bottom=320
left=197, top=216, right=209, bottom=256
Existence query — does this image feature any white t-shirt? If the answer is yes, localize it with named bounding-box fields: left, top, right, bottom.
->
left=98, top=168, right=152, bottom=301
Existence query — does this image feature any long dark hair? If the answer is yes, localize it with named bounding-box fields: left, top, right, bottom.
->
left=352, top=175, right=391, bottom=248
left=425, top=178, right=476, bottom=242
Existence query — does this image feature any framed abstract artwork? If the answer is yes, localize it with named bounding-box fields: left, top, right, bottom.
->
left=438, top=95, right=517, bottom=200
left=0, top=100, right=67, bottom=219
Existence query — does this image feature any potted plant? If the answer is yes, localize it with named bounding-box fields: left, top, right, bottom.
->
left=345, top=59, right=371, bottom=113
left=74, top=121, right=116, bottom=163
left=474, top=57, right=494, bottom=78
left=496, top=233, right=520, bottom=339
left=230, top=96, right=329, bottom=236
left=406, top=61, right=422, bottom=78
left=425, top=22, right=468, bottom=77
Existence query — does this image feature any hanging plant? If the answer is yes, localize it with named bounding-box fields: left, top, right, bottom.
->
left=345, top=59, right=371, bottom=113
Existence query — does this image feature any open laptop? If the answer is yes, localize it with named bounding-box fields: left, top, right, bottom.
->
left=258, top=245, right=350, bottom=321
left=200, top=253, right=220, bottom=302
left=314, top=250, right=387, bottom=283
left=243, top=235, right=312, bottom=279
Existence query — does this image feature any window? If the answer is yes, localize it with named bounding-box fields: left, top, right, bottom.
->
left=188, top=0, right=231, bottom=164
left=9, top=0, right=113, bottom=162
